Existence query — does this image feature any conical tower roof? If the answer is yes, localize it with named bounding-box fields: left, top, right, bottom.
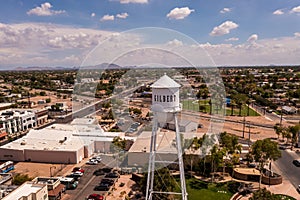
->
left=151, top=74, right=181, bottom=88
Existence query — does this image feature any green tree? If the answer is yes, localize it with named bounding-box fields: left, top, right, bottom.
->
left=12, top=174, right=33, bottom=185
left=273, top=123, right=284, bottom=139
left=140, top=167, right=177, bottom=200
left=111, top=136, right=126, bottom=151
left=250, top=139, right=281, bottom=170
left=219, top=132, right=241, bottom=154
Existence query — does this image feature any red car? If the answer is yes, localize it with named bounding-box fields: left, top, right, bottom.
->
left=86, top=194, right=104, bottom=200
left=72, top=167, right=85, bottom=173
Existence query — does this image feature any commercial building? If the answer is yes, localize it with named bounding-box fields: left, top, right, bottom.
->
left=0, top=109, right=48, bottom=138
left=128, top=130, right=199, bottom=166
left=31, top=177, right=65, bottom=200
left=2, top=182, right=48, bottom=200
left=0, top=118, right=135, bottom=164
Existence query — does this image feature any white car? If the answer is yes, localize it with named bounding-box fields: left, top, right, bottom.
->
left=86, top=159, right=98, bottom=165
left=297, top=185, right=300, bottom=193
left=71, top=171, right=83, bottom=176
left=91, top=156, right=102, bottom=162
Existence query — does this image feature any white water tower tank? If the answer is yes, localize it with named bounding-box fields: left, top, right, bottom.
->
left=151, top=74, right=181, bottom=123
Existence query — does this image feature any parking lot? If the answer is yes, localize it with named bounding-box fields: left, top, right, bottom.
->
left=60, top=157, right=123, bottom=200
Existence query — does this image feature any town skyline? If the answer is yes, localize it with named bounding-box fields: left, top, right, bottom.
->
left=0, top=0, right=300, bottom=68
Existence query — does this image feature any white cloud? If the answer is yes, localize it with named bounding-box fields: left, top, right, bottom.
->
left=116, top=12, right=129, bottom=19
left=247, top=34, right=258, bottom=43
left=273, top=9, right=284, bottom=15
left=0, top=22, right=300, bottom=68
left=291, top=5, right=300, bottom=13
left=118, top=0, right=148, bottom=4
left=210, top=21, right=238, bottom=36
left=91, top=13, right=96, bottom=17
left=0, top=22, right=114, bottom=67
left=166, top=7, right=194, bottom=20
left=225, top=37, right=239, bottom=41
left=294, top=32, right=300, bottom=37
left=27, top=2, right=65, bottom=16
left=167, top=39, right=183, bottom=46
left=220, top=8, right=231, bottom=14
left=100, top=14, right=115, bottom=21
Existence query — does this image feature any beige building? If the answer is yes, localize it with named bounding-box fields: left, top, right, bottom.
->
left=128, top=130, right=199, bottom=167
left=2, top=182, right=48, bottom=200
left=0, top=118, right=135, bottom=164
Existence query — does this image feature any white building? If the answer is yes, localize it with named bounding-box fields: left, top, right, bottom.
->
left=0, top=118, right=135, bottom=164
left=2, top=182, right=48, bottom=200
left=0, top=109, right=48, bottom=138
left=0, top=110, right=36, bottom=135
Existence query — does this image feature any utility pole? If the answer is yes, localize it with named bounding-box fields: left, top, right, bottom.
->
left=248, top=122, right=251, bottom=146
left=242, top=115, right=246, bottom=138
left=280, top=105, right=283, bottom=126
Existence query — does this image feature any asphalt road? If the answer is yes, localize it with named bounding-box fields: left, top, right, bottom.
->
left=62, top=164, right=107, bottom=200
left=274, top=150, right=300, bottom=189
left=251, top=104, right=283, bottom=122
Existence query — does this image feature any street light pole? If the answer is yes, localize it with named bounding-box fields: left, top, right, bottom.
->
left=50, top=166, right=56, bottom=177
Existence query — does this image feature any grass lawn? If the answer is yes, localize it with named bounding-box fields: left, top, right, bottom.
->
left=176, top=177, right=234, bottom=200
left=182, top=100, right=260, bottom=116
left=274, top=194, right=296, bottom=200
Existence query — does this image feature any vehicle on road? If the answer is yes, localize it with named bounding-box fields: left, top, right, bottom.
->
left=105, top=172, right=120, bottom=179
left=87, top=159, right=98, bottom=165
left=66, top=171, right=83, bottom=181
left=100, top=179, right=115, bottom=186
left=297, top=185, right=300, bottom=193
left=91, top=156, right=102, bottom=162
left=72, top=167, right=85, bottom=173
left=293, top=159, right=300, bottom=167
left=94, top=185, right=110, bottom=191
left=86, top=194, right=104, bottom=200
left=58, top=177, right=78, bottom=190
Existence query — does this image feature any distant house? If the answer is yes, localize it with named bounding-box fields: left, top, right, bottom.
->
left=159, top=119, right=198, bottom=132
left=282, top=106, right=297, bottom=115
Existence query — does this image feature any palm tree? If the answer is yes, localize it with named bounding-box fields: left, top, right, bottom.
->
left=273, top=123, right=283, bottom=139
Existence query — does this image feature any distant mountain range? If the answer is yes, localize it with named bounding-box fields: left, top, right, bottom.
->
left=11, top=63, right=124, bottom=71
left=6, top=63, right=300, bottom=71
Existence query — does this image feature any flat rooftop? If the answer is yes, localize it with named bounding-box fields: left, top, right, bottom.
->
left=3, top=182, right=45, bottom=200
left=129, top=130, right=201, bottom=153
left=0, top=119, right=135, bottom=152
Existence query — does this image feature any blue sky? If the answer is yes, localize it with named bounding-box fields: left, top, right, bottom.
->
left=0, top=0, right=300, bottom=67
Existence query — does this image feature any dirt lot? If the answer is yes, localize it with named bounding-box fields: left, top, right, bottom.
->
left=12, top=162, right=74, bottom=178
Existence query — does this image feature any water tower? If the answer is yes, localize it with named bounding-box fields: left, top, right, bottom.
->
left=146, top=73, right=187, bottom=200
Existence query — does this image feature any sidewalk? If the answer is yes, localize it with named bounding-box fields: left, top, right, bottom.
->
left=268, top=160, right=300, bottom=199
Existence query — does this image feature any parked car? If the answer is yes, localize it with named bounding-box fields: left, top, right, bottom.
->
left=91, top=156, right=102, bottom=162
left=93, top=169, right=105, bottom=176
left=248, top=163, right=256, bottom=168
left=297, top=185, right=300, bottom=193
left=105, top=172, right=120, bottom=179
left=71, top=171, right=83, bottom=176
left=94, top=185, right=110, bottom=191
left=100, top=179, right=115, bottom=186
left=66, top=171, right=83, bottom=181
left=293, top=159, right=300, bottom=167
left=86, top=194, right=104, bottom=200
left=72, top=167, right=85, bottom=173
left=87, top=159, right=98, bottom=165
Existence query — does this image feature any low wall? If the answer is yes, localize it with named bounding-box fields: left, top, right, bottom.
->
left=261, top=174, right=282, bottom=185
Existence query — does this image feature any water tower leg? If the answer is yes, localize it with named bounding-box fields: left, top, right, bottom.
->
left=174, top=113, right=188, bottom=200
left=146, top=115, right=158, bottom=200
